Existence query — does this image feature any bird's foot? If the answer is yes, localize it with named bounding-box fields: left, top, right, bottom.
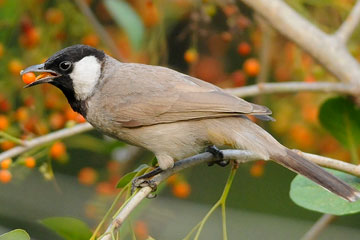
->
left=131, top=167, right=163, bottom=198
left=131, top=178, right=158, bottom=198
left=206, top=145, right=229, bottom=167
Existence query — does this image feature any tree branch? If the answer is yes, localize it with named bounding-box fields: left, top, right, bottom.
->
left=225, top=82, right=357, bottom=98
left=335, top=0, right=360, bottom=43
left=294, top=150, right=360, bottom=177
left=0, top=123, right=93, bottom=162
left=300, top=214, right=336, bottom=240
left=239, top=0, right=360, bottom=85
left=99, top=149, right=360, bottom=239
left=74, top=0, right=125, bottom=61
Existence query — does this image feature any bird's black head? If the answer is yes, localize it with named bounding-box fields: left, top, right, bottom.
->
left=21, top=44, right=105, bottom=115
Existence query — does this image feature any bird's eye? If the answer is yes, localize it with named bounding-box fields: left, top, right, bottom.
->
left=59, top=61, right=72, bottom=71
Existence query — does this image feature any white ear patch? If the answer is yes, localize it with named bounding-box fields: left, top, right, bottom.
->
left=70, top=56, right=101, bottom=100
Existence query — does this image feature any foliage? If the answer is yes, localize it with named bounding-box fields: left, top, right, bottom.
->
left=0, top=229, right=29, bottom=240
left=41, top=217, right=92, bottom=240
left=290, top=169, right=360, bottom=215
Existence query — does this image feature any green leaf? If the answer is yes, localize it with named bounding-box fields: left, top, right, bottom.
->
left=104, top=0, right=144, bottom=50
left=290, top=169, right=360, bottom=215
left=319, top=97, right=360, bottom=149
left=133, top=164, right=149, bottom=173
left=40, top=217, right=92, bottom=240
left=117, top=171, right=137, bottom=188
left=0, top=229, right=30, bottom=240
left=116, top=164, right=149, bottom=188
left=151, top=157, right=158, bottom=167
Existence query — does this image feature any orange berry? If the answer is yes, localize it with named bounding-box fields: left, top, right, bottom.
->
left=142, top=0, right=159, bottom=27
left=19, top=28, right=40, bottom=49
left=237, top=42, right=251, bottom=56
left=237, top=15, right=250, bottom=29
left=172, top=181, right=191, bottom=198
left=304, top=75, right=316, bottom=83
left=184, top=48, right=198, bottom=63
left=24, top=157, right=36, bottom=168
left=250, top=162, right=264, bottom=178
left=22, top=72, right=36, bottom=84
left=8, top=59, right=24, bottom=76
left=0, top=170, right=12, bottom=183
left=302, top=104, right=318, bottom=124
left=45, top=8, right=64, bottom=24
left=193, top=57, right=223, bottom=83
left=82, top=34, right=99, bottom=47
left=0, top=115, right=9, bottom=130
left=0, top=42, right=3, bottom=58
left=223, top=4, right=237, bottom=16
left=290, top=124, right=315, bottom=149
left=96, top=182, right=115, bottom=195
left=24, top=96, right=35, bottom=107
left=78, top=167, right=98, bottom=186
left=65, top=107, right=78, bottom=121
left=231, top=70, right=247, bottom=87
left=1, top=141, right=15, bottom=150
left=0, top=96, right=10, bottom=112
left=15, top=107, right=29, bottom=122
left=50, top=141, right=66, bottom=159
left=75, top=114, right=86, bottom=123
left=243, top=58, right=260, bottom=76
left=49, top=112, right=65, bottom=129
left=221, top=32, right=232, bottom=42
left=134, top=221, right=149, bottom=240
left=167, top=174, right=178, bottom=185
left=1, top=158, right=12, bottom=169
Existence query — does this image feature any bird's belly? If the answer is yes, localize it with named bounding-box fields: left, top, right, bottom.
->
left=116, top=121, right=208, bottom=160
left=86, top=110, right=208, bottom=159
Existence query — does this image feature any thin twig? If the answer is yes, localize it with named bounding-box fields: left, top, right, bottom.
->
left=255, top=15, right=274, bottom=85
left=294, top=150, right=360, bottom=177
left=335, top=0, right=360, bottom=43
left=0, top=123, right=93, bottom=162
left=74, top=0, right=125, bottom=61
left=239, top=0, right=360, bottom=85
left=300, top=214, right=337, bottom=240
left=225, top=82, right=358, bottom=98
left=99, top=149, right=359, bottom=239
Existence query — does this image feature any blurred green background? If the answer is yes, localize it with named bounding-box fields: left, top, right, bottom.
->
left=0, top=0, right=359, bottom=239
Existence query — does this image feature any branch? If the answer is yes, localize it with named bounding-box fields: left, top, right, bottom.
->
left=301, top=214, right=336, bottom=240
left=225, top=82, right=358, bottom=98
left=0, top=123, right=93, bottom=162
left=74, top=0, right=125, bottom=61
left=99, top=149, right=360, bottom=239
left=335, top=0, right=360, bottom=43
left=239, top=0, right=360, bottom=85
left=295, top=150, right=360, bottom=177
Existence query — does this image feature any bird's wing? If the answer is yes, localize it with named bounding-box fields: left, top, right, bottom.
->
left=98, top=63, right=271, bottom=127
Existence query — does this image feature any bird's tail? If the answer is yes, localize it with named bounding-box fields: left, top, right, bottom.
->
left=272, top=148, right=360, bottom=202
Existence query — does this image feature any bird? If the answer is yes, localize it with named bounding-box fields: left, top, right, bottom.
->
left=21, top=44, right=360, bottom=202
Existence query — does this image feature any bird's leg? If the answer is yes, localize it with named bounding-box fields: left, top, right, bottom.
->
left=131, top=167, right=163, bottom=198
left=206, top=145, right=229, bottom=167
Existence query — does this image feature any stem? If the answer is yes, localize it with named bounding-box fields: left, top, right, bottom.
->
left=221, top=203, right=227, bottom=240
left=0, top=131, right=25, bottom=145
left=191, top=165, right=238, bottom=240
left=193, top=200, right=221, bottom=240
left=300, top=214, right=336, bottom=240
left=90, top=186, right=129, bottom=240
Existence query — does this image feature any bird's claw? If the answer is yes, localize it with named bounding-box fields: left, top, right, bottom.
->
left=131, top=178, right=158, bottom=198
left=206, top=145, right=229, bottom=167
